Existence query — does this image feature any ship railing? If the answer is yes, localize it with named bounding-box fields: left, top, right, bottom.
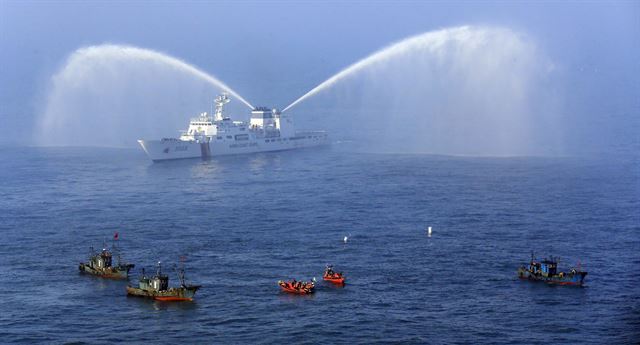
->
left=296, top=130, right=327, bottom=135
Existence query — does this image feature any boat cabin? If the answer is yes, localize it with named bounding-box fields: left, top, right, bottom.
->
left=528, top=257, right=559, bottom=277
left=90, top=249, right=113, bottom=269
left=540, top=259, right=558, bottom=277
left=150, top=275, right=169, bottom=291
left=140, top=263, right=170, bottom=291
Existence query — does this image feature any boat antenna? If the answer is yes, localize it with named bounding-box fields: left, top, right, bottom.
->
left=178, top=255, right=187, bottom=286
left=112, top=232, right=121, bottom=265
left=173, top=263, right=186, bottom=287
left=214, top=93, right=230, bottom=121
left=157, top=261, right=162, bottom=276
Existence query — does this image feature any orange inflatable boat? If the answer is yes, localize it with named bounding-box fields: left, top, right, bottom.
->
left=278, top=280, right=315, bottom=294
left=323, top=265, right=346, bottom=284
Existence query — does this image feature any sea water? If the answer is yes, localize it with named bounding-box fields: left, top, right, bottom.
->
left=0, top=146, right=638, bottom=344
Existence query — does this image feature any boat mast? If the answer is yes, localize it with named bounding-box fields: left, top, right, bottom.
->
left=174, top=256, right=187, bottom=287
left=214, top=93, right=230, bottom=121
left=112, top=235, right=119, bottom=265
left=174, top=264, right=186, bottom=287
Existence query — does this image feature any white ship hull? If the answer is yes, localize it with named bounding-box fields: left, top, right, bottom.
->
left=138, top=132, right=328, bottom=162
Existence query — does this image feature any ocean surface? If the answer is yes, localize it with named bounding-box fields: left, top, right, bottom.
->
left=0, top=146, right=638, bottom=344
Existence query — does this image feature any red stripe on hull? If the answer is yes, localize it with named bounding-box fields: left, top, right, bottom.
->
left=518, top=276, right=583, bottom=286
left=547, top=281, right=581, bottom=286
left=154, top=296, right=193, bottom=301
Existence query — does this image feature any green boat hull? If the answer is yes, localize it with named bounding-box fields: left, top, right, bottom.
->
left=79, top=262, right=134, bottom=279
left=126, top=285, right=200, bottom=301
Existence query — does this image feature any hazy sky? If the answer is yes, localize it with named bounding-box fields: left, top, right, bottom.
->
left=0, top=1, right=638, bottom=155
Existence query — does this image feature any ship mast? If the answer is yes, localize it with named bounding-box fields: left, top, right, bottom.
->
left=214, top=93, right=230, bottom=121
left=112, top=235, right=120, bottom=265
left=174, top=264, right=187, bottom=287
left=174, top=256, right=187, bottom=287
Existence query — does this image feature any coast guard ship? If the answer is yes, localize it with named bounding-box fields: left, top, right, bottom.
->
left=138, top=94, right=328, bottom=161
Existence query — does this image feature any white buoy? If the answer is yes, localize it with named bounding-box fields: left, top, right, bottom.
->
left=427, top=226, right=432, bottom=237
left=343, top=235, right=348, bottom=243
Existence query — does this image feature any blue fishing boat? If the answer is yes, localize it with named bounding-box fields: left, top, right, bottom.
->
left=517, top=254, right=587, bottom=286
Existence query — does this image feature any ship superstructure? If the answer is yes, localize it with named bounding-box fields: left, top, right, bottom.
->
left=138, top=94, right=328, bottom=161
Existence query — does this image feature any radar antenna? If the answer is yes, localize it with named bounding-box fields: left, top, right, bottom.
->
left=214, top=93, right=230, bottom=121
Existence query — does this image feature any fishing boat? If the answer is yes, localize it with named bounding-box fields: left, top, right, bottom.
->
left=323, top=265, right=345, bottom=284
left=127, top=261, right=201, bottom=301
left=79, top=235, right=134, bottom=279
left=278, top=279, right=315, bottom=294
left=517, top=254, right=587, bottom=286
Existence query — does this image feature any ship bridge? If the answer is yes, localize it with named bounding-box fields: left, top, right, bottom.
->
left=250, top=106, right=294, bottom=137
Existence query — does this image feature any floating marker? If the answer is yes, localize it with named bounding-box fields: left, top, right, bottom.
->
left=343, top=236, right=348, bottom=243
left=427, top=226, right=432, bottom=237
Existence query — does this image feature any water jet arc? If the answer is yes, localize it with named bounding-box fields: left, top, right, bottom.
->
left=69, top=44, right=254, bottom=109
left=282, top=26, right=473, bottom=112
